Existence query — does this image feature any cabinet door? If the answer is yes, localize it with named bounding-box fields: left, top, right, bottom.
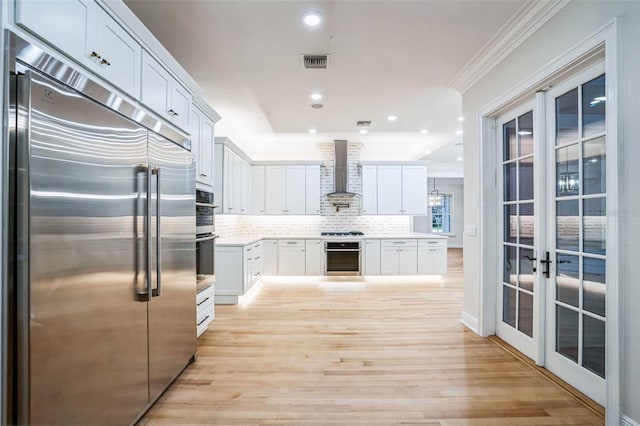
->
left=262, top=240, right=278, bottom=275
left=380, top=247, right=399, bottom=275
left=213, top=144, right=224, bottom=210
left=432, top=248, right=448, bottom=275
left=141, top=51, right=171, bottom=118
left=401, top=165, right=428, bottom=215
left=190, top=107, right=202, bottom=183
left=364, top=240, right=381, bottom=275
left=362, top=165, right=378, bottom=215
left=251, top=166, right=265, bottom=214
left=233, top=154, right=243, bottom=214
left=16, top=0, right=95, bottom=69
left=398, top=248, right=418, bottom=275
left=377, top=166, right=402, bottom=214
left=305, top=240, right=323, bottom=275
left=286, top=166, right=306, bottom=215
left=199, top=116, right=215, bottom=187
left=305, top=165, right=321, bottom=215
left=417, top=247, right=434, bottom=275
left=265, top=166, right=286, bottom=214
left=169, top=82, right=192, bottom=131
left=94, top=7, right=141, bottom=97
left=243, top=250, right=252, bottom=293
left=223, top=148, right=234, bottom=213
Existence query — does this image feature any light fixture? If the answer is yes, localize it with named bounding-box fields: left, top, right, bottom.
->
left=424, top=150, right=431, bottom=155
left=420, top=129, right=428, bottom=134
left=429, top=179, right=443, bottom=207
left=457, top=157, right=463, bottom=162
left=308, top=128, right=317, bottom=134
left=303, top=13, right=321, bottom=26
left=387, top=115, right=398, bottom=122
left=310, top=93, right=323, bottom=101
left=359, top=128, right=368, bottom=135
left=458, top=116, right=464, bottom=122
left=455, top=130, right=464, bottom=135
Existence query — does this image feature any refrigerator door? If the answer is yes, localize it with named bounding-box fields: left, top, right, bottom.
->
left=147, top=132, right=196, bottom=401
left=20, top=71, right=150, bottom=424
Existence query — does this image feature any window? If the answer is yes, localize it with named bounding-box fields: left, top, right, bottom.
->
left=430, top=194, right=453, bottom=233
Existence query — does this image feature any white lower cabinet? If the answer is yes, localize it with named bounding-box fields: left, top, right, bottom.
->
left=380, top=240, right=418, bottom=275
left=417, top=240, right=448, bottom=275
left=305, top=239, right=323, bottom=275
left=215, top=240, right=263, bottom=304
left=196, top=286, right=214, bottom=337
left=277, top=240, right=306, bottom=275
left=262, top=239, right=278, bottom=275
left=364, top=239, right=381, bottom=275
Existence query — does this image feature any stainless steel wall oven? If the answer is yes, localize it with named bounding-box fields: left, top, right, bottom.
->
left=196, top=190, right=217, bottom=285
left=325, top=241, right=362, bottom=275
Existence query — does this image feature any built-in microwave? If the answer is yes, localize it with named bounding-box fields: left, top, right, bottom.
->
left=196, top=190, right=218, bottom=285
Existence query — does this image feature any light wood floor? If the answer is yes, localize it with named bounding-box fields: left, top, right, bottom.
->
left=141, top=249, right=604, bottom=425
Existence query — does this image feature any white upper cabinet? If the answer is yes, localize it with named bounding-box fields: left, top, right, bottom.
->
left=264, top=166, right=287, bottom=214
left=214, top=145, right=250, bottom=214
left=141, top=51, right=192, bottom=131
left=15, top=0, right=141, bottom=98
left=305, top=165, right=321, bottom=215
left=251, top=166, right=265, bottom=215
left=240, top=159, right=251, bottom=214
left=232, top=152, right=243, bottom=214
left=362, top=165, right=378, bottom=215
left=401, top=166, right=428, bottom=215
left=190, top=107, right=214, bottom=188
left=16, top=0, right=94, bottom=69
left=93, top=7, right=141, bottom=96
left=377, top=166, right=403, bottom=214
left=286, top=166, right=306, bottom=215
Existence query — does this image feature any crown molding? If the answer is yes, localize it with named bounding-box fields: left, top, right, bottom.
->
left=449, top=0, right=571, bottom=94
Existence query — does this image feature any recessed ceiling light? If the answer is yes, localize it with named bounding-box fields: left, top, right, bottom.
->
left=424, top=150, right=431, bottom=155
left=458, top=116, right=464, bottom=122
left=457, top=157, right=463, bottom=162
left=420, top=129, right=428, bottom=134
left=518, top=131, right=533, bottom=135
left=310, top=93, right=323, bottom=101
left=455, top=130, right=464, bottom=135
left=308, top=128, right=317, bottom=134
left=360, top=129, right=368, bottom=134
left=310, top=103, right=324, bottom=109
left=387, top=115, right=398, bottom=122
left=303, top=13, right=321, bottom=26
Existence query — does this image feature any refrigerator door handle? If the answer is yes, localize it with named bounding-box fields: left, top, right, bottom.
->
left=146, top=164, right=153, bottom=301
left=153, top=166, right=161, bottom=297
left=135, top=164, right=151, bottom=301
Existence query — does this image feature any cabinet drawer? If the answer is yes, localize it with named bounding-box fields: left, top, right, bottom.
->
left=418, top=239, right=447, bottom=248
left=278, top=239, right=305, bottom=247
left=196, top=286, right=213, bottom=306
left=197, top=298, right=214, bottom=319
left=381, top=239, right=417, bottom=248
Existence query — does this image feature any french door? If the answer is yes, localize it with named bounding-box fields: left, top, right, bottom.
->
left=544, top=63, right=606, bottom=404
left=497, top=62, right=607, bottom=405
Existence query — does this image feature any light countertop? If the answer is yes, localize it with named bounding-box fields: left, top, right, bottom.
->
left=216, top=233, right=448, bottom=246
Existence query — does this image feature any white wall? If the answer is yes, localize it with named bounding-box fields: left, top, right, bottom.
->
left=413, top=178, right=463, bottom=247
left=461, top=1, right=640, bottom=422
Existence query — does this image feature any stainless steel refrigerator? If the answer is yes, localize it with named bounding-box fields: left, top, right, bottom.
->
left=3, top=33, right=197, bottom=424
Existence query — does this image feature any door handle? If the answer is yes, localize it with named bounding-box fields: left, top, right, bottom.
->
left=153, top=167, right=162, bottom=297
left=524, top=255, right=537, bottom=273
left=145, top=165, right=152, bottom=301
left=540, top=251, right=552, bottom=279
left=134, top=164, right=149, bottom=301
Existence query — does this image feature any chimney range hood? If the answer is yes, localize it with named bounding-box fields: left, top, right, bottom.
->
left=327, top=140, right=357, bottom=197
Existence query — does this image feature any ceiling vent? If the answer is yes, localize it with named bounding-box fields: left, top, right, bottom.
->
left=356, top=120, right=372, bottom=127
left=302, top=54, right=329, bottom=69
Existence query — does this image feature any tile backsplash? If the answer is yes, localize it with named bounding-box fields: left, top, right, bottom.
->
left=215, top=141, right=411, bottom=238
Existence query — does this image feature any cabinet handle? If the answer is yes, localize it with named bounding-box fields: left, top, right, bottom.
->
left=100, top=58, right=111, bottom=66
left=286, top=242, right=298, bottom=245
left=200, top=173, right=207, bottom=177
left=197, top=296, right=210, bottom=306
left=197, top=315, right=210, bottom=326
left=255, top=256, right=261, bottom=260
left=168, top=109, right=178, bottom=116
left=90, top=51, right=101, bottom=59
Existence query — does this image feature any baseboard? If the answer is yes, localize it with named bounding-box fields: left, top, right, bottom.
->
left=622, top=415, right=640, bottom=426
left=460, top=311, right=478, bottom=333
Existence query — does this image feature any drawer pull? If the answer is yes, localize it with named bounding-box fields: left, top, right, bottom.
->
left=100, top=58, right=111, bottom=66
left=255, top=256, right=261, bottom=260
left=197, top=296, right=210, bottom=306
left=197, top=315, right=210, bottom=326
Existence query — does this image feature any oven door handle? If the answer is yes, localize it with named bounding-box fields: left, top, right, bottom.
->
left=325, top=249, right=362, bottom=252
left=196, top=234, right=220, bottom=243
left=196, top=202, right=219, bottom=209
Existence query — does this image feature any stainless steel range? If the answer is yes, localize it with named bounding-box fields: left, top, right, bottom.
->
left=322, top=231, right=364, bottom=276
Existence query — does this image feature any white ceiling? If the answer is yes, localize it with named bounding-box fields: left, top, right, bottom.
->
left=124, top=0, right=526, bottom=173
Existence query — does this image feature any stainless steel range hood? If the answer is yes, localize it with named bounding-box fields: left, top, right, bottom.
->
left=327, top=140, right=357, bottom=197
